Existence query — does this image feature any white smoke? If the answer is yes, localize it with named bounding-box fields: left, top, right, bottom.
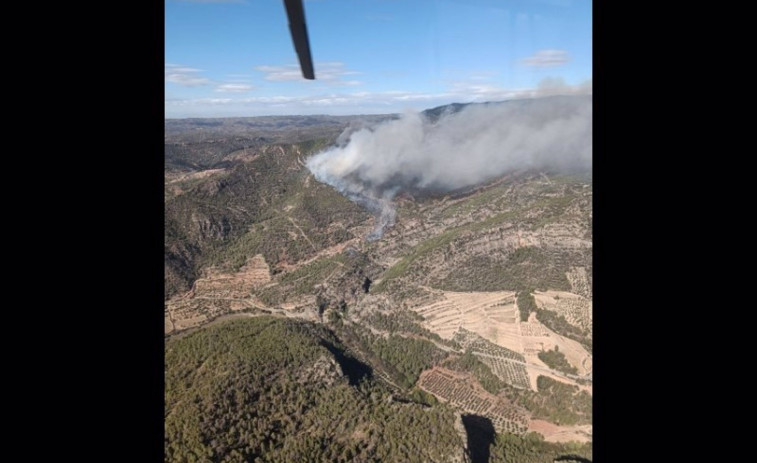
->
left=306, top=94, right=592, bottom=239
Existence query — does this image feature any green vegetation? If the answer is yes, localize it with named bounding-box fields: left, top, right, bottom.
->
left=258, top=247, right=381, bottom=309
left=517, top=290, right=538, bottom=321
left=362, top=311, right=460, bottom=349
left=165, top=317, right=465, bottom=463
left=408, top=387, right=439, bottom=406
left=370, top=335, right=448, bottom=387
left=332, top=321, right=450, bottom=390
left=374, top=227, right=459, bottom=291
left=376, top=169, right=591, bottom=293
left=516, top=290, right=592, bottom=352
left=535, top=308, right=592, bottom=351
left=445, top=351, right=506, bottom=395
left=256, top=254, right=346, bottom=305
left=165, top=141, right=370, bottom=299
left=538, top=346, right=578, bottom=376
left=489, top=432, right=593, bottom=463
left=437, top=181, right=513, bottom=220
left=437, top=249, right=572, bottom=292
left=374, top=184, right=588, bottom=293
left=527, top=195, right=577, bottom=230
left=205, top=173, right=365, bottom=273
left=511, top=376, right=592, bottom=426
left=374, top=206, right=550, bottom=293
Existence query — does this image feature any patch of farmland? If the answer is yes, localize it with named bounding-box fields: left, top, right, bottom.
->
left=418, top=367, right=530, bottom=435
left=533, top=290, right=592, bottom=335
left=411, top=290, right=522, bottom=353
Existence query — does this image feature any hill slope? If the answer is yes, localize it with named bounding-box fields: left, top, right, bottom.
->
left=164, top=102, right=593, bottom=460
left=166, top=316, right=592, bottom=462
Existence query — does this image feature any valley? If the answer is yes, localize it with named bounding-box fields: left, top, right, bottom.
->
left=164, top=98, right=593, bottom=462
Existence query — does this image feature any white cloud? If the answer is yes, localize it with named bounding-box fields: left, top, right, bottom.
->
left=255, top=62, right=361, bottom=85
left=535, top=77, right=592, bottom=96
left=521, top=49, right=571, bottom=67
left=165, top=63, right=212, bottom=87
left=167, top=63, right=259, bottom=92
left=255, top=65, right=302, bottom=82
left=165, top=80, right=591, bottom=117
left=215, top=83, right=254, bottom=93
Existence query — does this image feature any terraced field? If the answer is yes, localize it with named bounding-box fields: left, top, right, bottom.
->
left=565, top=266, right=592, bottom=299
left=409, top=286, right=593, bottom=389
left=191, top=254, right=272, bottom=298
left=411, top=290, right=522, bottom=353
left=523, top=332, right=592, bottom=378
left=164, top=253, right=321, bottom=334
left=418, top=367, right=530, bottom=435
left=528, top=420, right=593, bottom=444
left=476, top=355, right=531, bottom=390
left=520, top=320, right=551, bottom=337
left=165, top=255, right=269, bottom=333
left=452, top=328, right=531, bottom=389
left=452, top=328, right=524, bottom=362
left=533, top=290, right=592, bottom=335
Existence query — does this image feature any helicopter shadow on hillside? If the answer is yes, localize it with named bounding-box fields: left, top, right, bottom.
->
left=461, top=414, right=496, bottom=463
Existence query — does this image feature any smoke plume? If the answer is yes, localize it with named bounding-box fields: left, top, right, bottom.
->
left=306, top=94, right=591, bottom=239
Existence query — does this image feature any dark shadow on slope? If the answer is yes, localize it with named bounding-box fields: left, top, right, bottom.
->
left=319, top=340, right=373, bottom=386
left=461, top=414, right=495, bottom=463
left=555, top=456, right=592, bottom=463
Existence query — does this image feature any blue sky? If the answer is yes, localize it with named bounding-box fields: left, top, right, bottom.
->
left=165, top=0, right=592, bottom=118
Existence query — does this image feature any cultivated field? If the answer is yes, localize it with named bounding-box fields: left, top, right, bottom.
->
left=533, top=290, right=592, bottom=336
left=164, top=254, right=322, bottom=334
left=565, top=266, right=592, bottom=299
left=452, top=328, right=531, bottom=389
left=165, top=255, right=271, bottom=333
left=528, top=419, right=592, bottom=443
left=476, top=355, right=531, bottom=390
left=410, top=288, right=592, bottom=385
left=522, top=332, right=592, bottom=378
left=418, top=367, right=530, bottom=435
left=410, top=290, right=522, bottom=353
left=192, top=254, right=272, bottom=298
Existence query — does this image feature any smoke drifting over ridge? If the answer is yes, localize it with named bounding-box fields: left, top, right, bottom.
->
left=306, top=95, right=592, bottom=239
